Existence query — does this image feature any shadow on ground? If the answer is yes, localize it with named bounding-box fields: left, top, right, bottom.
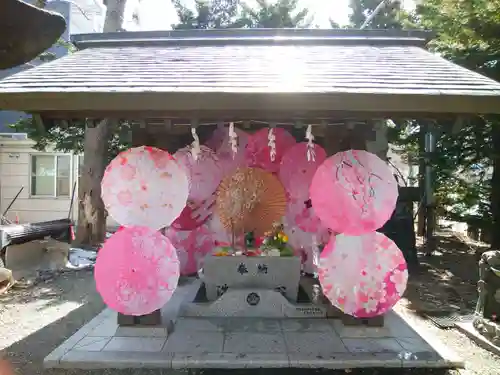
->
left=403, top=232, right=485, bottom=315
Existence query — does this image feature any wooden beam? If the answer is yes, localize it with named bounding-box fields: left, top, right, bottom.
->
left=3, top=91, right=500, bottom=115
left=32, top=114, right=46, bottom=135
left=32, top=110, right=460, bottom=123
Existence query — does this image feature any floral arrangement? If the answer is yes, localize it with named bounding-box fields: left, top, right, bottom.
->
left=261, top=222, right=294, bottom=256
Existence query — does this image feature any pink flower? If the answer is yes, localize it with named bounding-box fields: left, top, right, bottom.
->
left=120, top=164, right=136, bottom=180
left=117, top=190, right=133, bottom=206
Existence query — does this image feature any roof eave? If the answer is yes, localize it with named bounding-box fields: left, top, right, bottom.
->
left=2, top=91, right=499, bottom=118
left=71, top=29, right=435, bottom=49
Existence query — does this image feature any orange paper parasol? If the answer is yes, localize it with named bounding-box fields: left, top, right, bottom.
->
left=216, top=167, right=287, bottom=238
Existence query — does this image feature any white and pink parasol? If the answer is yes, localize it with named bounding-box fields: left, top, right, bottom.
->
left=279, top=142, right=327, bottom=199
left=216, top=127, right=249, bottom=176
left=319, top=232, right=408, bottom=318
left=94, top=226, right=180, bottom=316
left=174, top=145, right=223, bottom=204
left=246, top=128, right=296, bottom=173
left=165, top=224, right=214, bottom=276
left=171, top=195, right=215, bottom=231
left=101, top=146, right=189, bottom=229
left=310, top=150, right=398, bottom=235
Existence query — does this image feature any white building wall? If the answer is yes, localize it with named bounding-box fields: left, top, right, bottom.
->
left=0, top=138, right=79, bottom=224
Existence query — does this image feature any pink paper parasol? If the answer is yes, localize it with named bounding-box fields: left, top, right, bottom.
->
left=216, top=127, right=249, bottom=176
left=246, top=128, right=296, bottom=173
left=101, top=146, right=189, bottom=229
left=94, top=226, right=180, bottom=316
left=174, top=145, right=223, bottom=203
left=310, top=150, right=398, bottom=235
left=318, top=232, right=408, bottom=318
left=286, top=196, right=325, bottom=233
left=166, top=224, right=214, bottom=275
left=283, top=214, right=329, bottom=274
left=171, top=195, right=215, bottom=231
left=205, top=125, right=227, bottom=151
left=279, top=142, right=327, bottom=199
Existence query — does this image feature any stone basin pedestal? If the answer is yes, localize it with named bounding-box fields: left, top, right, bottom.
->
left=203, top=255, right=301, bottom=302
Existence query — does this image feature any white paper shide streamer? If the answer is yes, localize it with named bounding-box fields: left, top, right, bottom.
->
left=306, top=125, right=316, bottom=162
left=228, top=122, right=238, bottom=159
left=268, top=127, right=276, bottom=162
left=191, top=127, right=201, bottom=161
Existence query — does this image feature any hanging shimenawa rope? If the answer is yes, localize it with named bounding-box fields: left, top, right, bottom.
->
left=306, top=124, right=316, bottom=162
left=191, top=127, right=201, bottom=161
left=228, top=122, right=238, bottom=159
left=268, top=125, right=276, bottom=162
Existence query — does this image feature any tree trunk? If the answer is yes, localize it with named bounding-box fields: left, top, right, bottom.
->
left=103, top=0, right=128, bottom=32
left=74, top=120, right=113, bottom=247
left=73, top=1, right=126, bottom=246
left=490, top=123, right=500, bottom=248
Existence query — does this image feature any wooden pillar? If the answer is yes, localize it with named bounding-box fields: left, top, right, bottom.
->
left=417, top=123, right=427, bottom=237
left=117, top=122, right=157, bottom=327
left=423, top=121, right=437, bottom=255
left=321, top=120, right=385, bottom=327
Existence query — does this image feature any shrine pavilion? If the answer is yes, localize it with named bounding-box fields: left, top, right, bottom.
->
left=1, top=28, right=500, bottom=371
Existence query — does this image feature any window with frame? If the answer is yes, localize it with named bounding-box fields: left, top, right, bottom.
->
left=31, top=155, right=71, bottom=197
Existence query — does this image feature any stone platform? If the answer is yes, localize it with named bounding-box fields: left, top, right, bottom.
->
left=44, top=281, right=464, bottom=370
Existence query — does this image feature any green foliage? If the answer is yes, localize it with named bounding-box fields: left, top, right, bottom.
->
left=172, top=0, right=312, bottom=29
left=237, top=0, right=312, bottom=28
left=383, top=1, right=500, bottom=232
left=11, top=118, right=130, bottom=161
left=348, top=0, right=408, bottom=29
left=172, top=0, right=241, bottom=29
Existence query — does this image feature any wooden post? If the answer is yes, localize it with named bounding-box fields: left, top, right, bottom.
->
left=116, top=122, right=157, bottom=327
left=423, top=121, right=437, bottom=255
left=417, top=122, right=427, bottom=237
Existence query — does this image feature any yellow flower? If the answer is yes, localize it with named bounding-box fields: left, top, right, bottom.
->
left=282, top=235, right=288, bottom=243
left=277, top=233, right=283, bottom=239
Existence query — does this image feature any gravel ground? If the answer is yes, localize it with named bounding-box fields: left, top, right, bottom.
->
left=0, top=268, right=499, bottom=375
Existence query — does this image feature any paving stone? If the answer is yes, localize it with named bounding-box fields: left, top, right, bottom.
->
left=73, top=336, right=111, bottom=351
left=103, top=337, right=166, bottom=352
left=397, top=337, right=435, bottom=352
left=58, top=351, right=173, bottom=369
left=282, top=319, right=333, bottom=332
left=331, top=320, right=393, bottom=338
left=115, top=326, right=168, bottom=337
left=284, top=331, right=348, bottom=354
left=342, top=338, right=404, bottom=353
left=224, top=332, right=286, bottom=353
left=44, top=308, right=110, bottom=366
left=87, top=316, right=118, bottom=337
left=225, top=318, right=281, bottom=332
left=384, top=311, right=421, bottom=338
left=171, top=352, right=289, bottom=369
left=288, top=352, right=403, bottom=368
left=174, top=318, right=225, bottom=332
left=163, top=331, right=224, bottom=353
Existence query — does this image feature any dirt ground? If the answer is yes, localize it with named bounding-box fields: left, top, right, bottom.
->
left=0, top=232, right=499, bottom=375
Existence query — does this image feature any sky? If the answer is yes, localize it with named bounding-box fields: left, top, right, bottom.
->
left=124, top=0, right=417, bottom=31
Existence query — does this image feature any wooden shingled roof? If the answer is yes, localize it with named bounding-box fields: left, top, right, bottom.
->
left=1, top=28, right=500, bottom=118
